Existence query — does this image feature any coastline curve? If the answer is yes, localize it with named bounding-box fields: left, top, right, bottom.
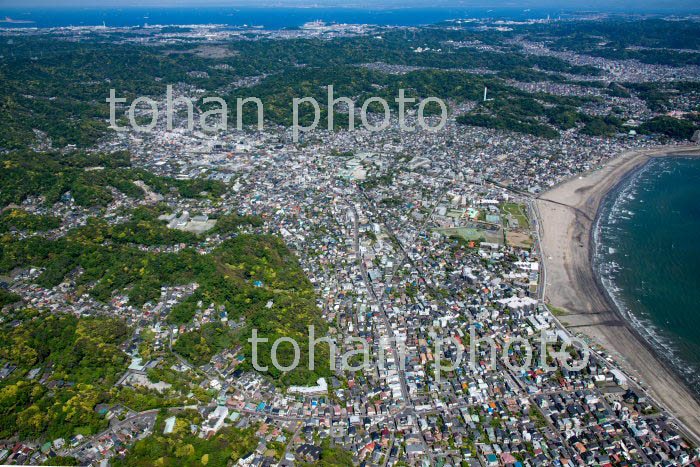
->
left=535, top=145, right=700, bottom=445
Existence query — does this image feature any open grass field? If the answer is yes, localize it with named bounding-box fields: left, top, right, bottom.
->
left=501, top=202, right=530, bottom=229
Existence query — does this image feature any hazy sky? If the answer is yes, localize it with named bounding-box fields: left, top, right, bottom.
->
left=2, top=0, right=699, bottom=10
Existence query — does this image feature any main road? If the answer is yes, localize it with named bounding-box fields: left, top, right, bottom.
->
left=347, top=201, right=428, bottom=451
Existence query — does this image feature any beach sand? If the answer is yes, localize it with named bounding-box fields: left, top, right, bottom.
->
left=535, top=146, right=700, bottom=443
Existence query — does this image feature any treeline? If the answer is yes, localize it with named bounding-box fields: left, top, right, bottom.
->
left=300, top=438, right=354, bottom=467
left=0, top=221, right=203, bottom=306
left=0, top=36, right=250, bottom=149
left=457, top=113, right=557, bottom=138
left=0, top=150, right=227, bottom=207
left=211, top=213, right=264, bottom=234
left=228, top=64, right=599, bottom=128
left=456, top=94, right=698, bottom=139
left=0, top=308, right=196, bottom=441
left=638, top=116, right=698, bottom=139
left=0, top=289, right=21, bottom=308
left=456, top=96, right=592, bottom=139
left=0, top=27, right=603, bottom=148
left=0, top=219, right=330, bottom=385
left=112, top=410, right=261, bottom=467
left=4, top=22, right=695, bottom=148
left=625, top=81, right=700, bottom=112
left=524, top=19, right=700, bottom=57
left=172, top=323, right=237, bottom=366
left=170, top=234, right=331, bottom=387
left=0, top=209, right=61, bottom=233
left=228, top=28, right=600, bottom=75
left=0, top=310, right=130, bottom=439
left=593, top=48, right=700, bottom=67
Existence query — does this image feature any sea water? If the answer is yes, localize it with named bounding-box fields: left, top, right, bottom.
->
left=0, top=6, right=609, bottom=29
left=595, top=157, right=700, bottom=395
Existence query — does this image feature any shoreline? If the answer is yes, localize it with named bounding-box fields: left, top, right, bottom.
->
left=586, top=155, right=697, bottom=394
left=535, top=145, right=700, bottom=444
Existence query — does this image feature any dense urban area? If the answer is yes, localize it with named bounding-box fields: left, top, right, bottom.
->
left=0, top=12, right=699, bottom=467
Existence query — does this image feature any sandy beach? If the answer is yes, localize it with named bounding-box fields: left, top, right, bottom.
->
left=535, top=145, right=700, bottom=443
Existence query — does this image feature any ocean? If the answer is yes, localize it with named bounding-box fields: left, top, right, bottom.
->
left=0, top=6, right=616, bottom=29
left=594, top=157, right=700, bottom=396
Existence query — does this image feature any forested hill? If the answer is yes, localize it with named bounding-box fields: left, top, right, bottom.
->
left=0, top=150, right=227, bottom=207
left=2, top=20, right=697, bottom=150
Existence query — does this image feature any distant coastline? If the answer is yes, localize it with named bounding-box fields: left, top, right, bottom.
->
left=0, top=16, right=34, bottom=24
left=0, top=6, right=574, bottom=29
left=536, top=145, right=700, bottom=444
